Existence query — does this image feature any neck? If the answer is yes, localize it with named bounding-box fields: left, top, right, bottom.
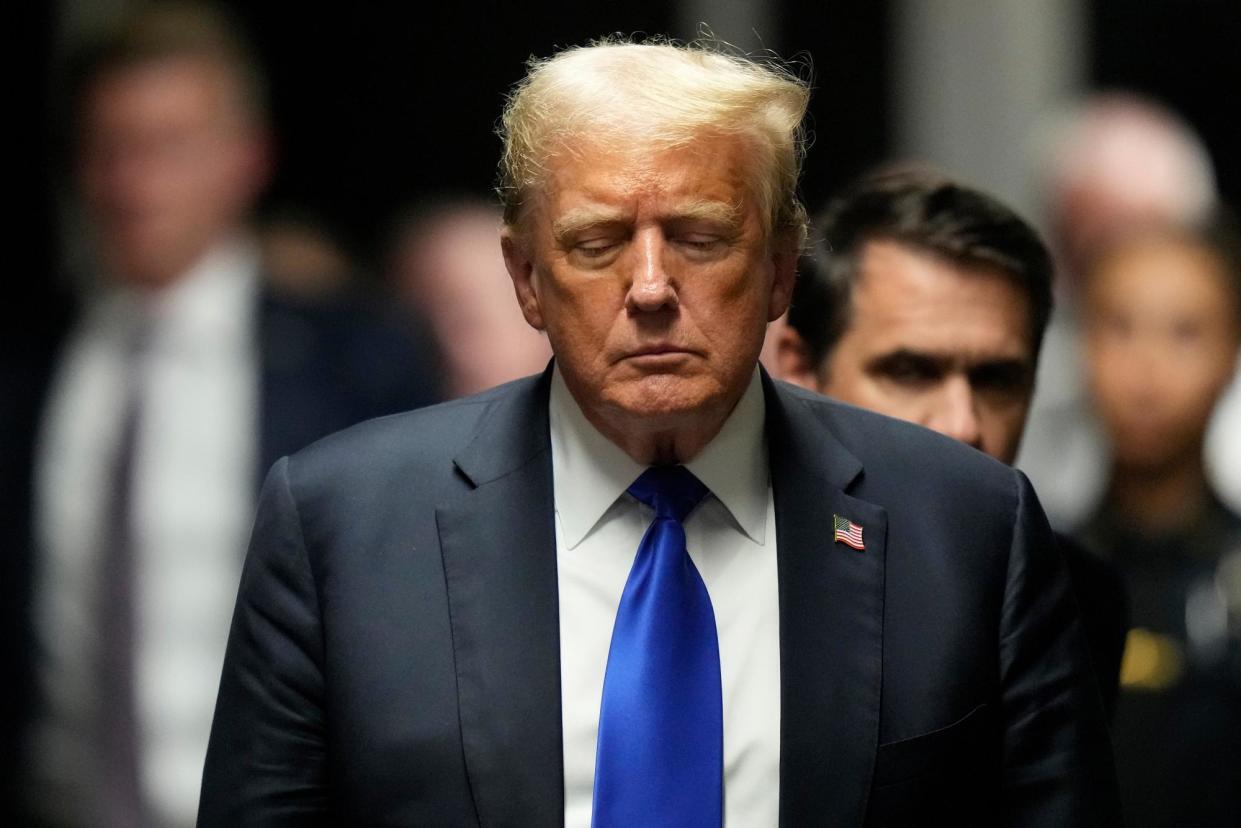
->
left=588, top=406, right=732, bottom=466
left=1105, top=450, right=1210, bottom=535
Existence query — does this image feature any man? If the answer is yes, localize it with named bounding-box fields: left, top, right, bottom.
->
left=777, top=170, right=1128, bottom=715
left=1078, top=221, right=1241, bottom=827
left=200, top=41, right=1120, bottom=825
left=4, top=4, right=437, bottom=824
left=778, top=170, right=1050, bottom=463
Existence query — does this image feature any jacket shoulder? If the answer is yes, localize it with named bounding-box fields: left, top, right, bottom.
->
left=280, top=374, right=541, bottom=496
left=773, top=379, right=1019, bottom=506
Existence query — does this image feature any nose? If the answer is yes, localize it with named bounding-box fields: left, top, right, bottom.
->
left=624, top=228, right=678, bottom=314
left=926, top=376, right=984, bottom=452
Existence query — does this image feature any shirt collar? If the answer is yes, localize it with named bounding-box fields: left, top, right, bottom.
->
left=683, top=368, right=768, bottom=544
left=549, top=365, right=768, bottom=549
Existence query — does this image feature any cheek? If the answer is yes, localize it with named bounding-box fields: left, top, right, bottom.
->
left=1162, top=368, right=1228, bottom=421
left=540, top=281, right=622, bottom=355
left=983, top=405, right=1027, bottom=442
left=689, top=281, right=772, bottom=351
left=1086, top=346, right=1138, bottom=401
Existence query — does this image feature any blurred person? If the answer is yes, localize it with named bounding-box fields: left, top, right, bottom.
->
left=1078, top=221, right=1241, bottom=828
left=6, top=3, right=438, bottom=825
left=777, top=169, right=1128, bottom=715
left=258, top=207, right=356, bottom=300
left=199, top=38, right=1119, bottom=825
left=389, top=199, right=551, bottom=397
left=1016, top=93, right=1241, bottom=525
left=1046, top=95, right=1216, bottom=283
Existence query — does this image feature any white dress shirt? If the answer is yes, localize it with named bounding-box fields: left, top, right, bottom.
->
left=551, top=366, right=781, bottom=827
left=31, top=239, right=260, bottom=826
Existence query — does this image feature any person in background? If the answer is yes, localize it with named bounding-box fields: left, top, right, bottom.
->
left=1078, top=219, right=1241, bottom=828
left=257, top=207, right=357, bottom=301
left=777, top=169, right=1128, bottom=716
left=7, top=3, right=438, bottom=824
left=1016, top=93, right=1241, bottom=526
left=387, top=198, right=552, bottom=398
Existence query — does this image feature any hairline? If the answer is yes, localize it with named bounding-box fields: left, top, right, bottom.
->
left=497, top=39, right=810, bottom=252
left=814, top=233, right=1048, bottom=380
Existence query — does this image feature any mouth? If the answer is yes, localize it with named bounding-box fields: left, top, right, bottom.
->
left=620, top=344, right=697, bottom=362
left=633, top=343, right=686, bottom=355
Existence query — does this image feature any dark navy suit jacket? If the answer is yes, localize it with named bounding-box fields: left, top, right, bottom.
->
left=199, top=367, right=1121, bottom=826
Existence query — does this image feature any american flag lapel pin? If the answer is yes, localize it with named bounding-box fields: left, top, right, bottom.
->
left=833, top=514, right=865, bottom=551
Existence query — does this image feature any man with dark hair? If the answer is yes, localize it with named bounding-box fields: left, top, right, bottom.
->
left=4, top=3, right=437, bottom=824
left=778, top=169, right=1128, bottom=713
left=779, top=170, right=1053, bottom=462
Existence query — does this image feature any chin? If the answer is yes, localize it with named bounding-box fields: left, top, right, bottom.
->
left=1110, top=431, right=1185, bottom=473
left=604, top=374, right=725, bottom=423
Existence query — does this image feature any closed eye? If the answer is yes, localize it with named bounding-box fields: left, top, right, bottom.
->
left=678, top=235, right=725, bottom=252
left=576, top=238, right=621, bottom=258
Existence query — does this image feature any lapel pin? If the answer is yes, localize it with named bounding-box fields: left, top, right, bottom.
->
left=833, top=514, right=865, bottom=551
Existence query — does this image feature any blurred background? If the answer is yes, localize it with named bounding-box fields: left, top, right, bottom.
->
left=7, top=0, right=1240, bottom=826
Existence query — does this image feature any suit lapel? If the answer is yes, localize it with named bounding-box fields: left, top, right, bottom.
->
left=437, top=369, right=564, bottom=827
left=766, top=377, right=887, bottom=826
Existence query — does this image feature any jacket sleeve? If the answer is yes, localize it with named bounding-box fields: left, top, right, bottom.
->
left=198, top=457, right=330, bottom=827
left=999, top=470, right=1122, bottom=826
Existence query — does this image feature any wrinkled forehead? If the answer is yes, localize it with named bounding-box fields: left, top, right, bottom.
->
left=514, top=128, right=767, bottom=235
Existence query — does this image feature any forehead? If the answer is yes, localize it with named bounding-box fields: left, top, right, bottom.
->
left=533, top=132, right=759, bottom=227
left=84, top=57, right=238, bottom=126
left=846, top=240, right=1034, bottom=358
left=1088, top=240, right=1237, bottom=321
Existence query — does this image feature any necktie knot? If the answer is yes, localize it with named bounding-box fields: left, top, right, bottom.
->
left=628, top=465, right=709, bottom=523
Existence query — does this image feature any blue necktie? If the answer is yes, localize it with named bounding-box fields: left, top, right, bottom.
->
left=593, top=465, right=723, bottom=827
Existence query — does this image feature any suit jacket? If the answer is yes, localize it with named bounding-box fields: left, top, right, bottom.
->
left=0, top=284, right=439, bottom=822
left=200, top=367, right=1121, bottom=826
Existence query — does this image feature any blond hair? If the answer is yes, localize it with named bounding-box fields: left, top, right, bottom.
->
left=497, top=37, right=811, bottom=247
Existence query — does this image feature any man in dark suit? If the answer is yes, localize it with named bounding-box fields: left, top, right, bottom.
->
left=2, top=5, right=438, bottom=825
left=776, top=170, right=1129, bottom=718
left=201, top=40, right=1121, bottom=825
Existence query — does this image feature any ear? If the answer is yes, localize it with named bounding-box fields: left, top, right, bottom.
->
left=243, top=125, right=274, bottom=199
left=773, top=323, right=821, bottom=391
left=220, top=123, right=272, bottom=215
left=501, top=228, right=546, bottom=331
left=767, top=236, right=798, bottom=322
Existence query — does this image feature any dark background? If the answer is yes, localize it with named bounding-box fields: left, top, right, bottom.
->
left=217, top=0, right=892, bottom=264
left=25, top=0, right=1241, bottom=287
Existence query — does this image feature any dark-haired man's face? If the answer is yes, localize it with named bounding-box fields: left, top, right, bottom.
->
left=782, top=240, right=1036, bottom=463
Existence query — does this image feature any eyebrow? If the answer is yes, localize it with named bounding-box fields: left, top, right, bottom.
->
left=864, top=349, right=950, bottom=374
left=864, top=348, right=1032, bottom=376
left=668, top=199, right=744, bottom=228
left=552, top=207, right=628, bottom=244
left=551, top=199, right=744, bottom=245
